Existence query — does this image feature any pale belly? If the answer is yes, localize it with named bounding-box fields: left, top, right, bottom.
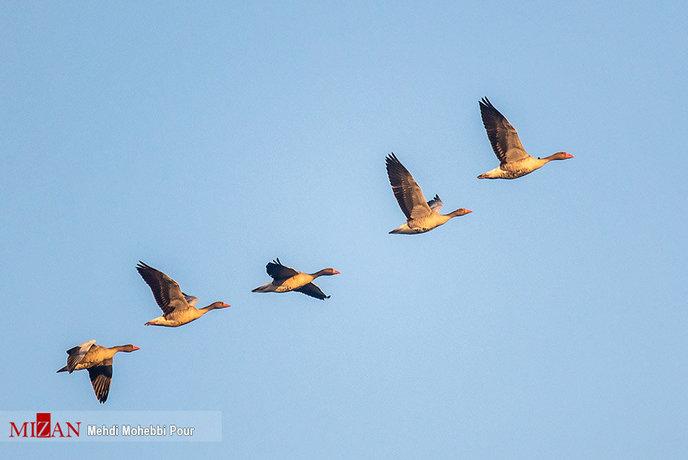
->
left=75, top=349, right=113, bottom=369
left=74, top=361, right=98, bottom=371
left=408, top=214, right=450, bottom=233
left=168, top=310, right=202, bottom=325
left=276, top=273, right=314, bottom=291
left=501, top=158, right=546, bottom=178
left=480, top=157, right=547, bottom=179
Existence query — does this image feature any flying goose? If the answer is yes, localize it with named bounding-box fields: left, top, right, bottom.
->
left=385, top=153, right=472, bottom=234
left=57, top=340, right=139, bottom=403
left=136, top=261, right=230, bottom=327
left=252, top=258, right=339, bottom=300
left=477, top=97, right=573, bottom=179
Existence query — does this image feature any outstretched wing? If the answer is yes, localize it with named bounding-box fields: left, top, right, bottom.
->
left=479, top=97, right=529, bottom=164
left=65, top=339, right=96, bottom=373
left=266, top=258, right=299, bottom=281
left=427, top=194, right=443, bottom=212
left=87, top=361, right=113, bottom=403
left=183, top=293, right=198, bottom=307
left=385, top=153, right=432, bottom=220
left=136, top=261, right=190, bottom=315
left=295, top=283, right=331, bottom=300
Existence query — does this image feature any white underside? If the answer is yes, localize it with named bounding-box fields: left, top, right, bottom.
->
left=479, top=157, right=548, bottom=179
left=389, top=213, right=451, bottom=234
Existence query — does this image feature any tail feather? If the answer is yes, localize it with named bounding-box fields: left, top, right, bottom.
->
left=252, top=283, right=272, bottom=293
left=56, top=365, right=69, bottom=373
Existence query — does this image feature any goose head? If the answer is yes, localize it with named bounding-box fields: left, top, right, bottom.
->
left=314, top=268, right=341, bottom=277
left=448, top=208, right=472, bottom=218
left=208, top=301, right=231, bottom=310
left=544, top=152, right=574, bottom=161
left=118, top=344, right=140, bottom=353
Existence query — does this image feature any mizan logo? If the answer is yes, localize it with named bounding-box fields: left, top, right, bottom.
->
left=9, top=412, right=81, bottom=439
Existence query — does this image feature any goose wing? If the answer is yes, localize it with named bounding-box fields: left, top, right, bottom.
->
left=87, top=360, right=113, bottom=403
left=385, top=153, right=432, bottom=220
left=183, top=293, right=198, bottom=307
left=65, top=339, right=96, bottom=373
left=266, top=258, right=299, bottom=281
left=136, top=261, right=190, bottom=315
left=479, top=97, right=529, bottom=164
left=295, top=283, right=331, bottom=300
left=427, top=194, right=443, bottom=212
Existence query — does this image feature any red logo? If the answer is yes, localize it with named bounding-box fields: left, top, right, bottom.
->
left=9, top=412, right=80, bottom=439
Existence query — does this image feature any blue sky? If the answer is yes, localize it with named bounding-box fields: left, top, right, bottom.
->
left=1, top=1, right=686, bottom=458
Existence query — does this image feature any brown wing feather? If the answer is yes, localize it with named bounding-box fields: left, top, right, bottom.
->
left=66, top=354, right=83, bottom=373
left=479, top=98, right=529, bottom=164
left=426, top=194, right=443, bottom=212
left=87, top=362, right=112, bottom=403
left=266, top=258, right=299, bottom=281
left=136, top=261, right=189, bottom=315
left=385, top=153, right=432, bottom=220
left=65, top=340, right=96, bottom=373
left=295, top=283, right=331, bottom=300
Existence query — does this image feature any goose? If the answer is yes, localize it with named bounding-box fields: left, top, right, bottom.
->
left=57, top=339, right=139, bottom=403
left=252, top=258, right=339, bottom=300
left=136, top=261, right=230, bottom=327
left=385, top=153, right=472, bottom=234
left=477, top=97, right=573, bottom=179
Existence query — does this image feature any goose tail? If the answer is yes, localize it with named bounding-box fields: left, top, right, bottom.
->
left=252, top=283, right=273, bottom=293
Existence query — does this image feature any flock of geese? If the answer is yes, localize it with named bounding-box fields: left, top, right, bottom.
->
left=57, top=97, right=574, bottom=403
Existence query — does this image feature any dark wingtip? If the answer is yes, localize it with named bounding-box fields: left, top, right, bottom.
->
left=386, top=152, right=401, bottom=165
left=136, top=260, right=150, bottom=272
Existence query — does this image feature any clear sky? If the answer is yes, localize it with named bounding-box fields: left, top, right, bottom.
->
left=1, top=1, right=686, bottom=458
